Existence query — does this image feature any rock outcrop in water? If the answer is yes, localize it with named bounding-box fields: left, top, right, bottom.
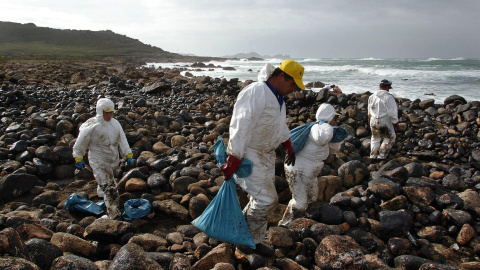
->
left=0, top=60, right=479, bottom=269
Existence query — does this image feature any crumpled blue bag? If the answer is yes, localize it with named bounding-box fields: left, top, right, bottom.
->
left=65, top=193, right=105, bottom=215
left=331, top=126, right=348, bottom=143
left=191, top=136, right=255, bottom=249
left=122, top=198, right=151, bottom=221
left=290, top=121, right=325, bottom=153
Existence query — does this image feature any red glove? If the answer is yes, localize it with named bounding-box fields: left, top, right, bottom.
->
left=394, top=122, right=400, bottom=131
left=220, top=155, right=242, bottom=180
left=282, top=139, right=296, bottom=166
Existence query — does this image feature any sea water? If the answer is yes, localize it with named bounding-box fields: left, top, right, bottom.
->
left=146, top=58, right=480, bottom=104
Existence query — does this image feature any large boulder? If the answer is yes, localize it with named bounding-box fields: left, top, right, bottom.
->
left=337, top=160, right=369, bottom=188
left=0, top=173, right=38, bottom=203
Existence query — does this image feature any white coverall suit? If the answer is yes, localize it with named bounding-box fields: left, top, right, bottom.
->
left=368, top=90, right=398, bottom=159
left=73, top=98, right=132, bottom=219
left=279, top=103, right=339, bottom=227
left=227, top=64, right=291, bottom=244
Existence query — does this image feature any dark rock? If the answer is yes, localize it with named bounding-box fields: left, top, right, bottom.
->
left=337, top=160, right=369, bottom=188
left=83, top=219, right=136, bottom=243
left=0, top=173, right=38, bottom=203
left=24, top=238, right=63, bottom=270
left=444, top=95, right=467, bottom=106
left=379, top=210, right=411, bottom=239
left=315, top=235, right=366, bottom=269
left=50, top=254, right=98, bottom=270
left=0, top=256, right=40, bottom=270
left=394, top=255, right=433, bottom=270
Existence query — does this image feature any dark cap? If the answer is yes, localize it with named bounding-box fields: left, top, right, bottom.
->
left=380, top=79, right=393, bottom=88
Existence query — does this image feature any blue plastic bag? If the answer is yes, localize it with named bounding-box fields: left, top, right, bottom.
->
left=192, top=179, right=255, bottom=249
left=213, top=136, right=252, bottom=178
left=191, top=136, right=255, bottom=248
left=331, top=126, right=348, bottom=143
left=290, top=121, right=325, bottom=153
left=65, top=193, right=105, bottom=215
left=122, top=198, right=151, bottom=221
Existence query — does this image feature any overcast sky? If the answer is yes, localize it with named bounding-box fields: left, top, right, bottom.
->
left=4, top=0, right=480, bottom=59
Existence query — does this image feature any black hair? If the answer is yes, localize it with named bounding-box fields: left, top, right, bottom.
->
left=271, top=68, right=293, bottom=81
left=380, top=83, right=391, bottom=89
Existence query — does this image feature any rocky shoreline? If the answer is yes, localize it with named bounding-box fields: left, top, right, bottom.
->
left=0, top=59, right=479, bottom=269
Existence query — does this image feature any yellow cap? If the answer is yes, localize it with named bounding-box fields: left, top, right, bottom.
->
left=279, top=59, right=305, bottom=90
left=103, top=107, right=115, bottom=112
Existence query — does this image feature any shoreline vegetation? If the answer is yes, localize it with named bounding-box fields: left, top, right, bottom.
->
left=0, top=58, right=480, bottom=269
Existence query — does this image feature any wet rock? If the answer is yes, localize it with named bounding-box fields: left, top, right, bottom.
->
left=456, top=223, right=475, bottom=245
left=170, top=253, right=192, bottom=269
left=147, top=252, right=174, bottom=269
left=368, top=178, right=402, bottom=201
left=403, top=186, right=435, bottom=210
left=0, top=256, right=40, bottom=270
left=152, top=199, right=190, bottom=221
left=127, top=233, right=168, bottom=251
left=16, top=223, right=54, bottom=241
left=379, top=210, right=410, bottom=239
left=51, top=254, right=98, bottom=270
left=444, top=95, right=467, bottom=106
left=307, top=202, right=344, bottom=225
left=337, top=160, right=369, bottom=188
left=0, top=173, right=38, bottom=203
left=192, top=243, right=235, bottom=270
left=315, top=235, right=366, bottom=269
left=171, top=176, right=198, bottom=195
left=418, top=242, right=458, bottom=263
left=394, top=254, right=433, bottom=269
left=125, top=177, right=148, bottom=192
left=32, top=190, right=59, bottom=207
left=83, top=219, right=136, bottom=243
left=442, top=209, right=472, bottom=228
left=318, top=175, right=344, bottom=202
left=189, top=193, right=210, bottom=219
left=147, top=173, right=168, bottom=190
left=24, top=238, right=63, bottom=269
left=0, top=227, right=27, bottom=258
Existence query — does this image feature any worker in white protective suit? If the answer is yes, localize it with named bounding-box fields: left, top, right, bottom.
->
left=278, top=103, right=342, bottom=227
left=368, top=79, right=399, bottom=160
left=222, top=59, right=305, bottom=255
left=73, top=98, right=133, bottom=220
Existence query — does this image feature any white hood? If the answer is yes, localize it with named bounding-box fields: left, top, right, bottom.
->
left=257, top=63, right=276, bottom=81
left=315, top=103, right=336, bottom=123
left=96, top=98, right=115, bottom=121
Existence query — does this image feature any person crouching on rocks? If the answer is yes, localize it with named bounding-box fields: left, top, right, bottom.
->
left=278, top=103, right=343, bottom=227
left=72, top=98, right=133, bottom=220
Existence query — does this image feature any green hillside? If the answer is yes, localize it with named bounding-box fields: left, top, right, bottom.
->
left=0, top=21, right=184, bottom=60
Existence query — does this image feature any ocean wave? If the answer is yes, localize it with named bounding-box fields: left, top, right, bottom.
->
left=423, top=57, right=467, bottom=61
left=306, top=65, right=359, bottom=72
left=301, top=58, right=321, bottom=62
left=355, top=67, right=480, bottom=78
left=358, top=57, right=383, bottom=61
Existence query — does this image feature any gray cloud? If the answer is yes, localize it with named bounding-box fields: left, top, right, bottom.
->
left=3, top=0, right=480, bottom=58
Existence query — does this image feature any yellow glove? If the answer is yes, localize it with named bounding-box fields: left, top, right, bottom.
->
left=75, top=157, right=84, bottom=169
left=126, top=153, right=133, bottom=166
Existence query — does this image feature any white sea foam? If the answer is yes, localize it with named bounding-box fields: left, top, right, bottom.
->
left=145, top=58, right=480, bottom=104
